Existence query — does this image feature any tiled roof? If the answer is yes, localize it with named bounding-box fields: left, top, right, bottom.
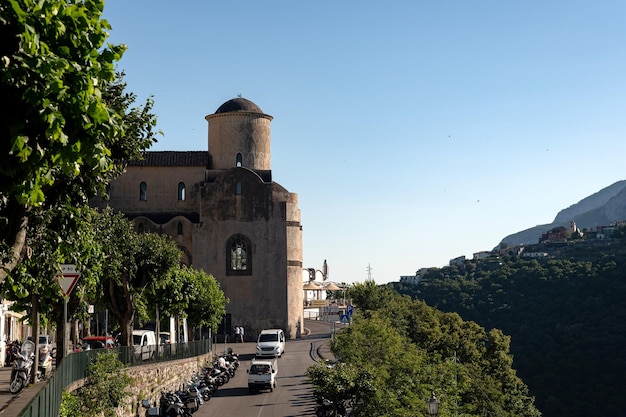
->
left=129, top=151, right=210, bottom=167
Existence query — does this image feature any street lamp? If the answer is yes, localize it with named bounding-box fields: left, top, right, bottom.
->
left=426, top=392, right=439, bottom=416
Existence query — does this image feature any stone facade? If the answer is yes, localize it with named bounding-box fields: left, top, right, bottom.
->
left=67, top=354, right=212, bottom=417
left=92, top=98, right=304, bottom=340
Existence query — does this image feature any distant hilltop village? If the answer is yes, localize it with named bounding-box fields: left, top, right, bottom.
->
left=400, top=219, right=626, bottom=285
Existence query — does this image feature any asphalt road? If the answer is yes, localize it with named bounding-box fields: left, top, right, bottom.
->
left=192, top=320, right=334, bottom=417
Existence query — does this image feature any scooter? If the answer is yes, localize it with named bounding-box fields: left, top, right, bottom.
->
left=5, top=340, right=21, bottom=366
left=141, top=391, right=193, bottom=417
left=37, top=344, right=53, bottom=380
left=9, top=340, right=35, bottom=394
left=315, top=397, right=347, bottom=417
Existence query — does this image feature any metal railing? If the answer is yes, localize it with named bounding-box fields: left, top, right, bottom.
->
left=17, top=339, right=212, bottom=417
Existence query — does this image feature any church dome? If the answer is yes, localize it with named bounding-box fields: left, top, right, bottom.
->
left=215, top=97, right=263, bottom=114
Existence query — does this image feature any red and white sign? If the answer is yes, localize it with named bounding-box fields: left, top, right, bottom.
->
left=55, top=264, right=81, bottom=297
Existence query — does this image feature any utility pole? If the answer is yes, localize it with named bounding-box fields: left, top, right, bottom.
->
left=366, top=263, right=374, bottom=282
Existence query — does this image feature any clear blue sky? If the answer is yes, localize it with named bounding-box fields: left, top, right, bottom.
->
left=102, top=1, right=626, bottom=284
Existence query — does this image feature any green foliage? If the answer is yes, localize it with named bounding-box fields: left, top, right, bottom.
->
left=170, top=266, right=228, bottom=331
left=93, top=209, right=182, bottom=346
left=3, top=205, right=105, bottom=320
left=59, top=390, right=81, bottom=417
left=78, top=350, right=132, bottom=417
left=307, top=361, right=375, bottom=416
left=390, top=235, right=626, bottom=417
left=0, top=0, right=158, bottom=282
left=309, top=283, right=540, bottom=417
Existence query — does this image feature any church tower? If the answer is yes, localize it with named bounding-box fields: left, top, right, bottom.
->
left=205, top=97, right=272, bottom=170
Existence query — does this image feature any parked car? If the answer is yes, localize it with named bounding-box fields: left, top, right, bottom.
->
left=81, top=336, right=116, bottom=350
left=28, top=334, right=58, bottom=360
left=159, top=332, right=173, bottom=345
left=133, top=330, right=157, bottom=360
left=37, top=334, right=51, bottom=351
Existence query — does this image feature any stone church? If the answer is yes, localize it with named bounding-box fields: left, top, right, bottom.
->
left=93, top=97, right=304, bottom=340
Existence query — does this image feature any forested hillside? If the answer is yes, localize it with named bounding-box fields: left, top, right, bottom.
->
left=389, top=228, right=626, bottom=417
left=309, top=281, right=541, bottom=416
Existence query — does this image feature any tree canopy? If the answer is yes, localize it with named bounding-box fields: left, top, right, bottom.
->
left=0, top=0, right=157, bottom=282
left=309, top=282, right=541, bottom=417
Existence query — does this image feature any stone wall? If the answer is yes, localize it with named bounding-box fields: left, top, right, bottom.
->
left=68, top=353, right=213, bottom=417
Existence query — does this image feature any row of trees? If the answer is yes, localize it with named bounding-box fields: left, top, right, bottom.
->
left=0, top=0, right=228, bottom=364
left=3, top=205, right=228, bottom=363
left=390, top=229, right=626, bottom=417
left=307, top=281, right=541, bottom=417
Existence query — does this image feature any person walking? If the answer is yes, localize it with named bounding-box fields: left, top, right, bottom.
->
left=234, top=326, right=241, bottom=343
left=239, top=326, right=244, bottom=343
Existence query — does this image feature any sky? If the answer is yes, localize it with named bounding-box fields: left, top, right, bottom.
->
left=101, top=1, right=626, bottom=284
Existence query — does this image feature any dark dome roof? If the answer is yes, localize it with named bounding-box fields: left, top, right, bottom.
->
left=215, top=97, right=263, bottom=114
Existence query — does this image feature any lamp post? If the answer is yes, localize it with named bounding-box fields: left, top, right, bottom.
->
left=426, top=392, right=439, bottom=416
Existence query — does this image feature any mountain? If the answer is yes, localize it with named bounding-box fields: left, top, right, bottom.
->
left=501, top=180, right=626, bottom=246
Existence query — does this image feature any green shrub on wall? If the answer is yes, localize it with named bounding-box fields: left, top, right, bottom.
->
left=59, top=350, right=133, bottom=417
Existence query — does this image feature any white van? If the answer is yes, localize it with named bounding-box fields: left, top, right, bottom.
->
left=247, top=358, right=278, bottom=392
left=256, top=329, right=285, bottom=358
left=132, top=330, right=157, bottom=361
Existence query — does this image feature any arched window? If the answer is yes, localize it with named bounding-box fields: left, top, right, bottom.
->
left=236, top=153, right=243, bottom=167
left=177, top=222, right=183, bottom=235
left=139, top=182, right=147, bottom=201
left=178, top=182, right=186, bottom=201
left=226, top=234, right=252, bottom=275
left=138, top=223, right=144, bottom=233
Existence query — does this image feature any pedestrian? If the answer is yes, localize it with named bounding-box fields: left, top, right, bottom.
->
left=234, top=326, right=241, bottom=343
left=239, top=326, right=244, bottom=343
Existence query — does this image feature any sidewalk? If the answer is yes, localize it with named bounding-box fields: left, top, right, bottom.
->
left=0, top=364, right=45, bottom=415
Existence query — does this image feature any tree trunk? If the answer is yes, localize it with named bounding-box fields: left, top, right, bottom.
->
left=31, top=295, right=39, bottom=384
left=0, top=203, right=29, bottom=284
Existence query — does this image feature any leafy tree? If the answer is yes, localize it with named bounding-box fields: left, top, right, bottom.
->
left=330, top=314, right=433, bottom=417
left=0, top=0, right=157, bottom=283
left=144, top=265, right=228, bottom=340
left=316, top=284, right=541, bottom=417
left=306, top=361, right=375, bottom=417
left=177, top=266, right=228, bottom=336
left=2, top=204, right=107, bottom=364
left=94, top=211, right=182, bottom=346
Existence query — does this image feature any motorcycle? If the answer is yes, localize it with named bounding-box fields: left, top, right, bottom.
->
left=224, top=348, right=240, bottom=369
left=9, top=340, right=35, bottom=394
left=315, top=397, right=347, bottom=417
left=5, top=340, right=21, bottom=366
left=141, top=391, right=193, bottom=417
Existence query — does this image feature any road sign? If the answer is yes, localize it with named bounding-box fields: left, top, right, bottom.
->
left=55, top=264, right=81, bottom=297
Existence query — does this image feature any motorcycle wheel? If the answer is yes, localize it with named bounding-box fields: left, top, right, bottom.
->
left=9, top=377, right=23, bottom=394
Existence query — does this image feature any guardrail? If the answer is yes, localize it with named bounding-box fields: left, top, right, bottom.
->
left=17, top=339, right=212, bottom=417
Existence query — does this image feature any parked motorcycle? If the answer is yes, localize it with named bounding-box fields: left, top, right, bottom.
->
left=315, top=397, right=347, bottom=417
left=224, top=348, right=240, bottom=369
left=9, top=340, right=35, bottom=394
left=141, top=391, right=193, bottom=417
left=5, top=340, right=21, bottom=366
left=37, top=344, right=53, bottom=380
